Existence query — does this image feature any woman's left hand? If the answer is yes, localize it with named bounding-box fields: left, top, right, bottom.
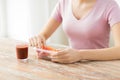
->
left=50, top=48, right=83, bottom=63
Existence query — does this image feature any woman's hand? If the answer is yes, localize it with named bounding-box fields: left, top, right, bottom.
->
left=50, top=48, right=83, bottom=64
left=29, top=34, right=46, bottom=48
left=36, top=50, right=51, bottom=60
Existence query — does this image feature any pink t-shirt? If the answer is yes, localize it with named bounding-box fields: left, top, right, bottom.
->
left=52, top=0, right=120, bottom=49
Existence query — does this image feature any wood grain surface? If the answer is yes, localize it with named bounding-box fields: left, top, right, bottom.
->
left=0, top=38, right=120, bottom=80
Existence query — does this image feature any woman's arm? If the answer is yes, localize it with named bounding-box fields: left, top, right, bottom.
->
left=29, top=17, right=61, bottom=47
left=40, top=17, right=61, bottom=40
left=50, top=23, right=120, bottom=63
left=81, top=22, right=120, bottom=60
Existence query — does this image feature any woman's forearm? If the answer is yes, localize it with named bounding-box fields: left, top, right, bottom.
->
left=39, top=18, right=61, bottom=40
left=80, top=46, right=120, bottom=61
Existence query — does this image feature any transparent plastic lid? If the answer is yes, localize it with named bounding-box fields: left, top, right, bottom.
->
left=33, top=43, right=69, bottom=54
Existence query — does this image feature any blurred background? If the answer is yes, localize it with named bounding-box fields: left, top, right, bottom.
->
left=0, top=0, right=120, bottom=46
left=0, top=0, right=68, bottom=45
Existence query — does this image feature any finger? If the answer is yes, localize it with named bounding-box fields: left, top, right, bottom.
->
left=50, top=54, right=68, bottom=59
left=37, top=36, right=42, bottom=48
left=37, top=35, right=45, bottom=48
left=32, top=37, right=36, bottom=47
left=51, top=51, right=66, bottom=57
left=33, top=36, right=38, bottom=47
left=51, top=58, right=70, bottom=64
left=41, top=40, right=45, bottom=48
left=35, top=36, right=40, bottom=47
left=29, top=38, right=34, bottom=47
left=29, top=38, right=32, bottom=46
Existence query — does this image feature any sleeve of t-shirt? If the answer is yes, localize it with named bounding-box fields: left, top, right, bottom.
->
left=51, top=0, right=62, bottom=22
left=107, top=1, right=120, bottom=27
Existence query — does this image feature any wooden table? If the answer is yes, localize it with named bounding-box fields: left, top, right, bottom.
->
left=0, top=38, right=120, bottom=80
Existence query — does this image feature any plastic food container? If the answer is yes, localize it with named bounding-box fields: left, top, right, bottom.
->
left=34, top=43, right=69, bottom=59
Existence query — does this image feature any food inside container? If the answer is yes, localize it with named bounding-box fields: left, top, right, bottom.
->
left=34, top=43, right=68, bottom=59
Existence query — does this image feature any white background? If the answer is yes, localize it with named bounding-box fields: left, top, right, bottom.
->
left=0, top=0, right=68, bottom=45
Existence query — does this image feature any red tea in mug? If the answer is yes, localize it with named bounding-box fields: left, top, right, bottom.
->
left=16, top=44, right=28, bottom=59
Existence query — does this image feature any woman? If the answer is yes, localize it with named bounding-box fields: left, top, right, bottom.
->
left=29, top=0, right=120, bottom=63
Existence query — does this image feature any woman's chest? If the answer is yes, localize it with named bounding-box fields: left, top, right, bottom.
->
left=62, top=15, right=110, bottom=39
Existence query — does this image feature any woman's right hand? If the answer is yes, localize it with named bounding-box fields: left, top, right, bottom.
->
left=29, top=34, right=49, bottom=59
left=29, top=34, right=46, bottom=48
